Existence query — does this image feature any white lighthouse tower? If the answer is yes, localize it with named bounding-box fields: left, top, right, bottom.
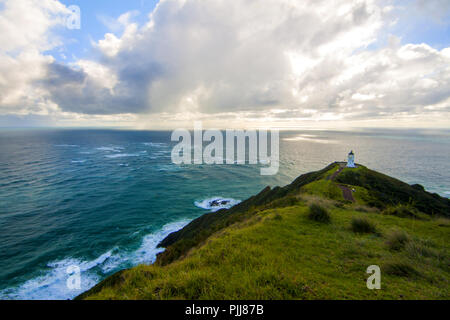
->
left=347, top=150, right=356, bottom=168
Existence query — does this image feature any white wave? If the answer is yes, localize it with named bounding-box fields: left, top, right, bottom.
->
left=71, top=160, right=87, bottom=164
left=54, top=144, right=79, bottom=148
left=195, top=197, right=241, bottom=212
left=0, top=219, right=191, bottom=300
left=96, top=146, right=124, bottom=152
left=153, top=150, right=170, bottom=155
left=130, top=219, right=191, bottom=265
left=142, top=142, right=168, bottom=148
left=105, top=153, right=140, bottom=159
left=150, top=152, right=171, bottom=160
left=0, top=257, right=100, bottom=300
left=155, top=164, right=181, bottom=172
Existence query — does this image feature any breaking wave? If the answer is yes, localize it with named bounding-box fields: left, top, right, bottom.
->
left=195, top=197, right=241, bottom=212
left=0, top=219, right=190, bottom=300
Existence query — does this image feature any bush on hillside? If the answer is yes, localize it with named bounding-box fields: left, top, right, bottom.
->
left=308, top=204, right=331, bottom=223
left=384, top=261, right=421, bottom=278
left=405, top=241, right=439, bottom=259
left=382, top=204, right=428, bottom=220
left=386, top=230, right=410, bottom=251
left=351, top=217, right=377, bottom=234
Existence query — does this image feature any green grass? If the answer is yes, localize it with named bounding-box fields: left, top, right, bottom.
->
left=77, top=163, right=450, bottom=300
left=302, top=180, right=343, bottom=201
left=79, top=204, right=450, bottom=300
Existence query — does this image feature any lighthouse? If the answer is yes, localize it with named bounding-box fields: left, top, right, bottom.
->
left=347, top=150, right=356, bottom=168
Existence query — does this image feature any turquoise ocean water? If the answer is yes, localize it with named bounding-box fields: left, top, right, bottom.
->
left=0, top=128, right=449, bottom=299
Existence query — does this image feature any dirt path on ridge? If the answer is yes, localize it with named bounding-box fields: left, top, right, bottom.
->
left=338, top=185, right=355, bottom=202
left=328, top=166, right=344, bottom=181
left=327, top=164, right=355, bottom=202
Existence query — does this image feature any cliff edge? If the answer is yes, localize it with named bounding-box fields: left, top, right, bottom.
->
left=77, top=163, right=450, bottom=300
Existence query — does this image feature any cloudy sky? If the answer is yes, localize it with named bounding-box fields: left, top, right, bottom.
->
left=0, top=0, right=449, bottom=129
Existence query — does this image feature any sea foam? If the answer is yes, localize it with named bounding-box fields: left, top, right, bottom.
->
left=0, top=219, right=190, bottom=300
left=195, top=197, right=241, bottom=212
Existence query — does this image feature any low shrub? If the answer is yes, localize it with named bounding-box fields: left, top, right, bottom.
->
left=435, top=218, right=449, bottom=227
left=351, top=217, right=377, bottom=234
left=384, top=261, right=421, bottom=278
left=334, top=202, right=346, bottom=209
left=308, top=204, right=331, bottom=223
left=355, top=206, right=369, bottom=213
left=273, top=213, right=283, bottom=221
left=405, top=242, right=438, bottom=259
left=385, top=230, right=410, bottom=251
left=266, top=196, right=300, bottom=209
left=382, top=205, right=428, bottom=220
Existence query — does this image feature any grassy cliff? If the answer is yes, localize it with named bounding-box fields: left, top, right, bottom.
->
left=77, top=163, right=450, bottom=300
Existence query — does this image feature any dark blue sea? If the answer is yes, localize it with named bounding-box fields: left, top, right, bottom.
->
left=0, top=128, right=449, bottom=299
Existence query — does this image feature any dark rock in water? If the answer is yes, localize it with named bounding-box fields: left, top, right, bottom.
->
left=210, top=200, right=219, bottom=207
left=209, top=199, right=230, bottom=207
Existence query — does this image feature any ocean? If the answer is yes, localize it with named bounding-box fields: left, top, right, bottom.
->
left=0, top=128, right=449, bottom=299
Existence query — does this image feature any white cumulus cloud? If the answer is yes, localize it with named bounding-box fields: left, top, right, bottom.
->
left=0, top=0, right=449, bottom=128
left=0, top=0, right=70, bottom=115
